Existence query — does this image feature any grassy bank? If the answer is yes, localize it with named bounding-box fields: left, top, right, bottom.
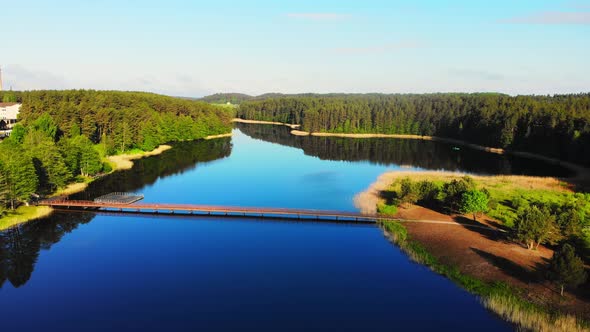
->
left=107, top=145, right=172, bottom=171
left=380, top=220, right=588, bottom=332
left=0, top=206, right=53, bottom=231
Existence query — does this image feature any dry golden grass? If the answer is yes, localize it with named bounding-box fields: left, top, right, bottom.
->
left=108, top=145, right=172, bottom=171
left=483, top=295, right=588, bottom=332
left=53, top=181, right=90, bottom=196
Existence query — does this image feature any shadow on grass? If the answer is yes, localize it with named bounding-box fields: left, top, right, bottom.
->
left=379, top=190, right=398, bottom=206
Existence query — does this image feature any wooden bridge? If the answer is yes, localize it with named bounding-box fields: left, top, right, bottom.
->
left=39, top=199, right=385, bottom=223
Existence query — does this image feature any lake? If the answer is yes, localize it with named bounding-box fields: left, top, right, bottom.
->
left=1, top=124, right=569, bottom=331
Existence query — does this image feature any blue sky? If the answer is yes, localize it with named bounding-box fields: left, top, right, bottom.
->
left=2, top=0, right=589, bottom=96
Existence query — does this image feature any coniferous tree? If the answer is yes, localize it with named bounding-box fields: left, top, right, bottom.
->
left=0, top=162, right=8, bottom=215
left=547, top=244, right=587, bottom=296
left=0, top=145, right=38, bottom=209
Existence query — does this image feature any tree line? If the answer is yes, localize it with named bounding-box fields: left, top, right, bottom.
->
left=0, top=90, right=233, bottom=213
left=236, top=93, right=590, bottom=166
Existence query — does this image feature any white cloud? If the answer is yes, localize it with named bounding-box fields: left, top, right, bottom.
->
left=286, top=13, right=351, bottom=21
left=500, top=11, right=590, bottom=24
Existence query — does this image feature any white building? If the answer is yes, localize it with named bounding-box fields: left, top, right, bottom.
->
left=0, top=102, right=21, bottom=137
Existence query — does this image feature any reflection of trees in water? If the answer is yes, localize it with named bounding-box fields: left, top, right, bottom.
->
left=237, top=123, right=571, bottom=177
left=0, top=212, right=94, bottom=288
left=0, top=138, right=233, bottom=288
left=73, top=137, right=232, bottom=200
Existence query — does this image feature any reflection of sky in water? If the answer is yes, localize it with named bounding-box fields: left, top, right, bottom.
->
left=140, top=129, right=406, bottom=212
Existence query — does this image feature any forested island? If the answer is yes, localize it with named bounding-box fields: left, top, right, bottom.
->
left=0, top=90, right=233, bottom=228
left=236, top=93, right=590, bottom=167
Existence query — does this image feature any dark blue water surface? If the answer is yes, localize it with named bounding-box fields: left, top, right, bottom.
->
left=2, top=124, right=567, bottom=331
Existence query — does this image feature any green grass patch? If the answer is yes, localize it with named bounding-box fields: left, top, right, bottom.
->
left=0, top=206, right=53, bottom=231
left=377, top=202, right=397, bottom=216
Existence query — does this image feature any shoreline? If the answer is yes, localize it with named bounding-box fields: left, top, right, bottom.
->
left=356, top=170, right=589, bottom=331
left=0, top=206, right=54, bottom=231
left=204, top=132, right=233, bottom=140
left=232, top=118, right=301, bottom=129
left=107, top=144, right=173, bottom=171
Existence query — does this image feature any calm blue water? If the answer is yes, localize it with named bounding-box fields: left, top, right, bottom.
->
left=139, top=130, right=395, bottom=211
left=0, top=125, right=545, bottom=331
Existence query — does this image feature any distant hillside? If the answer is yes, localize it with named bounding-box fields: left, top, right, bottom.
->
left=200, top=93, right=253, bottom=104
left=200, top=92, right=356, bottom=104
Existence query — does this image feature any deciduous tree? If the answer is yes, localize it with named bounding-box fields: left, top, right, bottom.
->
left=460, top=189, right=489, bottom=221
left=513, top=206, right=560, bottom=250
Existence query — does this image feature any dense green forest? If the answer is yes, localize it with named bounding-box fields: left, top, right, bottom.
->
left=237, top=93, right=590, bottom=166
left=0, top=90, right=233, bottom=212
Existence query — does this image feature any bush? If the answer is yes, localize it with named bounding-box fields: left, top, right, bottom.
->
left=442, top=176, right=476, bottom=212
left=377, top=203, right=397, bottom=216
left=399, top=177, right=420, bottom=206
left=418, top=180, right=440, bottom=203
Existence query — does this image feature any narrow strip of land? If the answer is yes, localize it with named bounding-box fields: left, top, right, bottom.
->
left=232, top=118, right=300, bottom=129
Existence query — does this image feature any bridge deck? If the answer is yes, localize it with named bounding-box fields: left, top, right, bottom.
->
left=39, top=200, right=385, bottom=222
